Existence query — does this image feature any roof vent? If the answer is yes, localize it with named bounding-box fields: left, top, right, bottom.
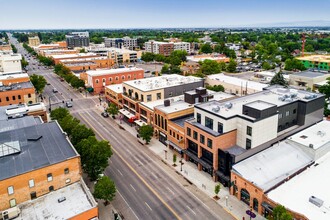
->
left=309, top=144, right=314, bottom=149
left=27, top=135, right=43, bottom=141
left=309, top=196, right=323, bottom=207
left=212, top=105, right=220, bottom=112
left=225, top=102, right=233, bottom=109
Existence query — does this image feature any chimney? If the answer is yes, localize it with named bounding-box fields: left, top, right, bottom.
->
left=164, top=99, right=170, bottom=107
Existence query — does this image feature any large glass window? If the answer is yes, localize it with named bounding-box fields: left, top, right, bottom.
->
left=197, top=113, right=201, bottom=123
left=29, top=179, right=35, bottom=188
left=218, top=122, right=223, bottom=134
left=8, top=186, right=14, bottom=195
left=207, top=138, right=213, bottom=149
left=47, top=173, right=53, bottom=182
left=193, top=131, right=198, bottom=140
left=205, top=116, right=213, bottom=130
left=200, top=134, right=205, bottom=144
left=246, top=138, right=252, bottom=150
left=187, top=127, right=191, bottom=136
left=147, top=95, right=152, bottom=101
left=247, top=126, right=252, bottom=136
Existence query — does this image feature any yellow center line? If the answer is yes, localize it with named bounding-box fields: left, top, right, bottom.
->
left=77, top=112, right=182, bottom=220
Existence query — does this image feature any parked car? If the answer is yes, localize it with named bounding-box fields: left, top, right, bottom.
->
left=101, top=112, right=109, bottom=118
left=52, top=88, right=58, bottom=93
left=60, top=78, right=65, bottom=82
left=66, top=101, right=73, bottom=108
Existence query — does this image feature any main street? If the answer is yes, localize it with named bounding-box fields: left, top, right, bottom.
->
left=8, top=33, right=234, bottom=220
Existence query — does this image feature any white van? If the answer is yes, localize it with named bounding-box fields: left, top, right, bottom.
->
left=0, top=207, right=21, bottom=220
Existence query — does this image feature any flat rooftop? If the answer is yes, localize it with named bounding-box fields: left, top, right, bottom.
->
left=244, top=100, right=276, bottom=111
left=195, top=86, right=323, bottom=120
left=18, top=180, right=97, bottom=220
left=267, top=151, right=330, bottom=220
left=155, top=100, right=194, bottom=114
left=0, top=116, right=42, bottom=133
left=0, top=122, right=78, bottom=180
left=187, top=56, right=228, bottom=62
left=207, top=73, right=268, bottom=91
left=106, top=83, right=123, bottom=94
left=0, top=81, right=34, bottom=92
left=171, top=114, right=194, bottom=127
left=0, top=73, right=29, bottom=81
left=86, top=67, right=143, bottom=77
left=60, top=56, right=109, bottom=63
left=232, top=142, right=313, bottom=191
left=296, top=55, right=330, bottom=63
left=289, top=120, right=330, bottom=150
left=124, top=74, right=203, bottom=92
left=291, top=71, right=328, bottom=78
left=140, top=95, right=184, bottom=111
left=51, top=53, right=98, bottom=59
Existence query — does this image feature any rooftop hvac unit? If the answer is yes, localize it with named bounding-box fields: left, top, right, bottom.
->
left=284, top=98, right=293, bottom=102
left=212, top=105, right=220, bottom=112
left=225, top=102, right=233, bottom=109
left=278, top=96, right=285, bottom=101
left=309, top=196, right=323, bottom=207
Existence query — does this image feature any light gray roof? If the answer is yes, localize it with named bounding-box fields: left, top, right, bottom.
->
left=292, top=71, right=326, bottom=78
left=0, top=122, right=78, bottom=180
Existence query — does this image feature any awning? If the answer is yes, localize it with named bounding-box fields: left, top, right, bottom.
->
left=119, top=109, right=135, bottom=118
left=168, top=140, right=183, bottom=154
left=215, top=170, right=230, bottom=183
left=135, top=119, right=147, bottom=127
left=184, top=150, right=212, bottom=169
left=261, top=202, right=273, bottom=212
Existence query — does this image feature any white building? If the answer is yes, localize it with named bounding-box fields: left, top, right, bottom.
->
left=104, top=36, right=138, bottom=50
left=0, top=52, right=22, bottom=74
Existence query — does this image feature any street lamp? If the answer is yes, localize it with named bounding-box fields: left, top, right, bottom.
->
left=164, top=150, right=167, bottom=160
left=180, top=159, right=184, bottom=172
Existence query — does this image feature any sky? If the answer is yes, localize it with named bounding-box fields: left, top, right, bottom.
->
left=1, top=0, right=330, bottom=29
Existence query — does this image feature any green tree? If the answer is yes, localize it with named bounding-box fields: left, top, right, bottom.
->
left=262, top=62, right=272, bottom=70
left=29, top=74, right=47, bottom=94
left=219, top=62, right=227, bottom=71
left=169, top=65, right=182, bottom=74
left=106, top=103, right=119, bottom=118
left=161, top=64, right=170, bottom=74
left=11, top=44, right=17, bottom=53
left=141, top=52, right=155, bottom=62
left=76, top=136, right=112, bottom=180
left=50, top=107, right=69, bottom=121
left=270, top=72, right=288, bottom=87
left=226, top=59, right=237, bottom=73
left=93, top=176, right=116, bottom=206
left=200, top=59, right=221, bottom=75
left=70, top=124, right=95, bottom=146
left=139, top=125, right=153, bottom=144
left=318, top=79, right=330, bottom=99
left=59, top=115, right=80, bottom=136
left=70, top=76, right=85, bottom=89
left=214, top=184, right=221, bottom=199
left=206, top=84, right=225, bottom=92
left=168, top=50, right=187, bottom=66
left=284, top=59, right=307, bottom=71
left=272, top=205, right=292, bottom=220
left=21, top=57, right=29, bottom=69
left=79, top=48, right=86, bottom=53
left=200, top=43, right=213, bottom=54
left=173, top=154, right=177, bottom=166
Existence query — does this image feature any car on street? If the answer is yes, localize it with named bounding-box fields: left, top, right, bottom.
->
left=52, top=88, right=58, bottom=93
left=65, top=101, right=73, bottom=108
left=101, top=112, right=109, bottom=118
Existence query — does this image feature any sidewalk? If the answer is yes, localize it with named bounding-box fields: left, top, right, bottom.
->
left=96, top=104, right=265, bottom=220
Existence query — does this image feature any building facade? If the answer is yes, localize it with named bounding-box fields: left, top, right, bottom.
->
left=0, top=82, right=36, bottom=106
left=144, top=40, right=190, bottom=56
left=0, top=52, right=22, bottom=74
left=184, top=85, right=324, bottom=185
left=297, top=55, right=330, bottom=71
left=104, top=37, right=138, bottom=50
left=86, top=67, right=144, bottom=94
left=28, top=36, right=41, bottom=47
left=66, top=32, right=90, bottom=48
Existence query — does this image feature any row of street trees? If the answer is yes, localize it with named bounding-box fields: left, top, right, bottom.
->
left=50, top=108, right=116, bottom=204
left=54, top=64, right=85, bottom=89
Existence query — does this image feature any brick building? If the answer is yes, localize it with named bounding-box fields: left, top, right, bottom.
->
left=0, top=73, right=30, bottom=86
left=0, top=81, right=36, bottom=106
left=86, top=67, right=144, bottom=94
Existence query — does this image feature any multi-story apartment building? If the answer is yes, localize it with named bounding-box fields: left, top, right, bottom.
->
left=86, top=67, right=144, bottom=94
left=144, top=40, right=190, bottom=56
left=0, top=81, right=36, bottom=106
left=66, top=32, right=90, bottom=48
left=28, top=36, right=40, bottom=47
left=0, top=52, right=22, bottom=74
left=296, top=55, right=330, bottom=71
left=104, top=36, right=138, bottom=50
left=120, top=74, right=204, bottom=123
left=184, top=85, right=324, bottom=184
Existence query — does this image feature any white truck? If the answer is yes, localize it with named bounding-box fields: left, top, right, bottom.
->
left=0, top=207, right=21, bottom=220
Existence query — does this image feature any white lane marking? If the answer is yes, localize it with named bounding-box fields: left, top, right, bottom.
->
left=145, top=202, right=153, bottom=211
left=187, top=205, right=197, bottom=216
left=117, top=190, right=140, bottom=220
left=166, top=187, right=175, bottom=195
left=151, top=172, right=158, bottom=179
left=109, top=160, right=113, bottom=164
left=136, top=158, right=144, bottom=166
left=117, top=169, right=123, bottom=176
left=125, top=148, right=133, bottom=155
left=130, top=184, right=136, bottom=192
